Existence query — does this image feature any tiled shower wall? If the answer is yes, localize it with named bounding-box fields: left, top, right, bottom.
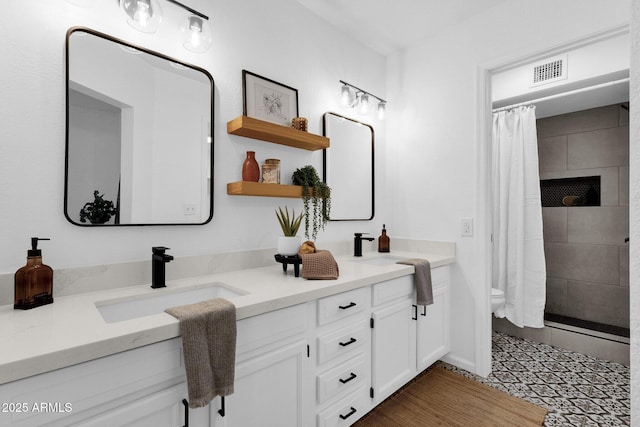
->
left=537, top=103, right=629, bottom=329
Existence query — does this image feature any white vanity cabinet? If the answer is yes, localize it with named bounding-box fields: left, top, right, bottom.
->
left=210, top=303, right=312, bottom=427
left=0, top=338, right=209, bottom=427
left=370, top=266, right=450, bottom=404
left=416, top=267, right=450, bottom=371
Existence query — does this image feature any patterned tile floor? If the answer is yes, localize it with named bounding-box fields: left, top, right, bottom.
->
left=442, top=332, right=630, bottom=426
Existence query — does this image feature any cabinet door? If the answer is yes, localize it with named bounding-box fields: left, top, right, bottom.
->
left=212, top=339, right=311, bottom=427
left=416, top=285, right=450, bottom=372
left=76, top=383, right=209, bottom=427
left=370, top=296, right=416, bottom=404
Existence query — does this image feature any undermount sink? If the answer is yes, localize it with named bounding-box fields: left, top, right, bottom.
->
left=351, top=256, right=408, bottom=266
left=95, top=282, right=246, bottom=323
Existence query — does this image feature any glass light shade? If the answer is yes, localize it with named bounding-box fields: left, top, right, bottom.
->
left=358, top=93, right=369, bottom=114
left=377, top=102, right=386, bottom=120
left=340, top=85, right=356, bottom=107
left=120, top=0, right=163, bottom=33
left=181, top=16, right=212, bottom=53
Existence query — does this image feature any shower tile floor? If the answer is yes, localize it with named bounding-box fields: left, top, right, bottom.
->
left=442, top=332, right=630, bottom=426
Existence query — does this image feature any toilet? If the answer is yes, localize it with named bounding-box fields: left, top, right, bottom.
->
left=491, top=288, right=505, bottom=313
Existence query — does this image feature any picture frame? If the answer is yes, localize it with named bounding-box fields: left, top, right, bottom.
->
left=242, top=70, right=299, bottom=126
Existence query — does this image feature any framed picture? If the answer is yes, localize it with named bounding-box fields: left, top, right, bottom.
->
left=242, top=70, right=299, bottom=126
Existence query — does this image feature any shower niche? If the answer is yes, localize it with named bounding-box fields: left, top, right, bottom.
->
left=540, top=175, right=600, bottom=207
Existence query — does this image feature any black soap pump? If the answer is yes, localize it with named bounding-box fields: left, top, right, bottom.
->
left=14, top=237, right=54, bottom=310
left=378, top=224, right=390, bottom=253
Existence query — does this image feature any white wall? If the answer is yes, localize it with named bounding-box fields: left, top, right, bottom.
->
left=0, top=0, right=387, bottom=272
left=386, top=0, right=631, bottom=373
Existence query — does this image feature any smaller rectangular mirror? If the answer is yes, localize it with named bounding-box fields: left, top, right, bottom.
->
left=65, top=27, right=214, bottom=226
left=323, top=113, right=375, bottom=221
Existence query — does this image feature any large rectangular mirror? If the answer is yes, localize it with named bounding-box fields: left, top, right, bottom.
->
left=323, top=112, right=374, bottom=221
left=65, top=27, right=214, bottom=226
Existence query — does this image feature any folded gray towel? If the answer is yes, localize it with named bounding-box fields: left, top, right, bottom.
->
left=397, top=258, right=433, bottom=306
left=165, top=298, right=236, bottom=408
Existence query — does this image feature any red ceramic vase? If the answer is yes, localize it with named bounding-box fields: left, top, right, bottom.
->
left=242, top=151, right=260, bottom=182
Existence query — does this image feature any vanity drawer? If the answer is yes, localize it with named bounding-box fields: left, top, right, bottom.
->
left=236, top=303, right=307, bottom=357
left=317, top=353, right=368, bottom=404
left=317, top=287, right=368, bottom=326
left=317, top=320, right=369, bottom=365
left=317, top=386, right=369, bottom=427
left=371, top=275, right=413, bottom=306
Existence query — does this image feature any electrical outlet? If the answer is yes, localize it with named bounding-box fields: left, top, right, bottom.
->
left=183, top=204, right=197, bottom=216
left=461, top=218, right=473, bottom=237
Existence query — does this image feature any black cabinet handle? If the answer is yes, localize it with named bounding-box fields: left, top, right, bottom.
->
left=339, top=372, right=357, bottom=384
left=421, top=305, right=427, bottom=317
left=339, top=407, right=357, bottom=420
left=339, top=302, right=356, bottom=310
left=218, top=396, right=225, bottom=417
left=412, top=304, right=417, bottom=320
left=182, top=399, right=189, bottom=427
left=339, top=337, right=357, bottom=347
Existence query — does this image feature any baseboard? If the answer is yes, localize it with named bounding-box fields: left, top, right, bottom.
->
left=440, top=353, right=476, bottom=375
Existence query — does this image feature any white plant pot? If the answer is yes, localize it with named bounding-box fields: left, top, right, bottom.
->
left=277, top=236, right=302, bottom=256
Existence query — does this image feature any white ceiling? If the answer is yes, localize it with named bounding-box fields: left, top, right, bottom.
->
left=295, top=0, right=510, bottom=55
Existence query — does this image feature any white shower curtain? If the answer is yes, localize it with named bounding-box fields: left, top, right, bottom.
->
left=492, top=106, right=546, bottom=328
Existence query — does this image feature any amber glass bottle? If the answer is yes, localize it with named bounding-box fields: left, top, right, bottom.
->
left=14, top=238, right=54, bottom=310
left=378, top=224, right=390, bottom=253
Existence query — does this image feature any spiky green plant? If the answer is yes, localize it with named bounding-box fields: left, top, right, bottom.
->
left=276, top=206, right=303, bottom=237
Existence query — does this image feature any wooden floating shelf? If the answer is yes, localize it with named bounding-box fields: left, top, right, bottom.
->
left=227, top=116, right=330, bottom=151
left=227, top=181, right=303, bottom=198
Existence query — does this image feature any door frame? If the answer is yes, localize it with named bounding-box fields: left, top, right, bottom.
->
left=474, top=24, right=630, bottom=377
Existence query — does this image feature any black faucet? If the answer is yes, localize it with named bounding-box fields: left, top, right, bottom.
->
left=151, top=246, right=174, bottom=289
left=354, top=233, right=375, bottom=257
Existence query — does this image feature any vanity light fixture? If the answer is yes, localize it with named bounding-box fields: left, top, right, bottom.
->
left=120, top=0, right=212, bottom=52
left=339, top=80, right=386, bottom=120
left=180, top=15, right=212, bottom=53
left=120, top=0, right=163, bottom=33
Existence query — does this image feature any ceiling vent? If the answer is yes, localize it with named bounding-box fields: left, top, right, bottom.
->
left=530, top=55, right=568, bottom=87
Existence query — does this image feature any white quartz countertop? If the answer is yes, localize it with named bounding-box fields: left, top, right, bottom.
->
left=0, top=251, right=454, bottom=385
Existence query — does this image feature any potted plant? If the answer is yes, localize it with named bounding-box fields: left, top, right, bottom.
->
left=276, top=206, right=304, bottom=255
left=79, top=190, right=118, bottom=224
left=291, top=165, right=331, bottom=241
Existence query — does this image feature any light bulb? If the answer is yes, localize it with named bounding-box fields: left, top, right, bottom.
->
left=340, top=84, right=356, bottom=107
left=120, top=0, right=163, bottom=33
left=181, top=15, right=212, bottom=53
left=377, top=102, right=386, bottom=120
left=358, top=93, right=369, bottom=114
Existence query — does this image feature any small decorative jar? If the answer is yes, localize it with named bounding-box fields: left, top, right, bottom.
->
left=242, top=151, right=260, bottom=182
left=262, top=158, right=281, bottom=184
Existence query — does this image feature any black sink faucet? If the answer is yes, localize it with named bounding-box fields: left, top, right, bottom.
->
left=354, top=233, right=375, bottom=257
left=151, top=246, right=174, bottom=289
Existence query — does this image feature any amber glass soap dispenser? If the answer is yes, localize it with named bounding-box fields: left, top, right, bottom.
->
left=378, top=224, right=390, bottom=253
left=14, top=237, right=54, bottom=310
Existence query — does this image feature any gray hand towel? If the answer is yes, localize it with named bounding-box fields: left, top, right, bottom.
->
left=397, top=258, right=433, bottom=306
left=165, top=298, right=236, bottom=408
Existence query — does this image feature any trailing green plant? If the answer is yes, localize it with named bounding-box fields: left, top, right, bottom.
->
left=275, top=206, right=303, bottom=237
left=79, top=190, right=118, bottom=224
left=291, top=165, right=331, bottom=241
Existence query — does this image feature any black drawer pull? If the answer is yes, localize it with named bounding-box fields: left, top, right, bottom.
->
left=339, top=302, right=356, bottom=310
left=412, top=304, right=418, bottom=320
left=421, top=305, right=427, bottom=317
left=339, top=407, right=357, bottom=420
left=339, top=337, right=357, bottom=347
left=339, top=372, right=357, bottom=384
